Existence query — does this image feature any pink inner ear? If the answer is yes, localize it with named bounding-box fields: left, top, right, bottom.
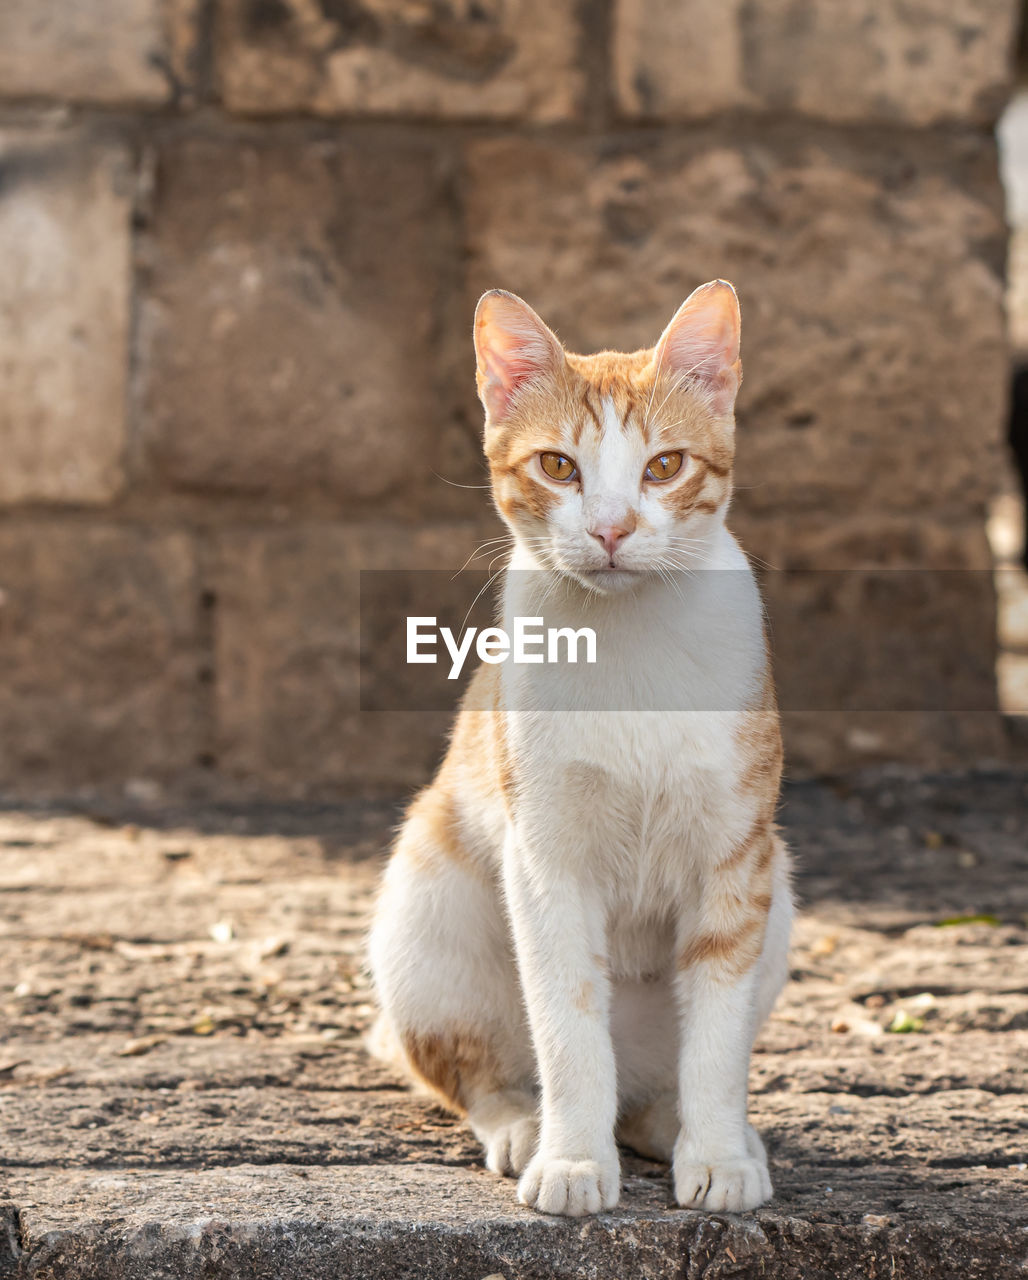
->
left=475, top=293, right=561, bottom=419
left=478, top=330, right=552, bottom=416
left=656, top=282, right=742, bottom=416
left=662, top=318, right=736, bottom=377
left=478, top=337, right=525, bottom=418
left=481, top=334, right=545, bottom=391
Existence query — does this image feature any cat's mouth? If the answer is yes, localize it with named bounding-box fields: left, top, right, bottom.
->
left=569, top=567, right=646, bottom=594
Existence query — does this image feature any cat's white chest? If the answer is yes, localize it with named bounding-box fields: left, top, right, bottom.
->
left=498, top=531, right=766, bottom=925
left=525, top=709, right=746, bottom=859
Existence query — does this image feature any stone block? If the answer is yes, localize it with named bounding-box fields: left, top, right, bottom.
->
left=613, top=0, right=1019, bottom=126
left=135, top=135, right=469, bottom=514
left=614, top=0, right=748, bottom=119
left=0, top=0, right=198, bottom=106
left=0, top=129, right=132, bottom=506
left=464, top=127, right=1009, bottom=524
left=781, top=711, right=1007, bottom=774
left=0, top=524, right=203, bottom=788
left=214, top=0, right=583, bottom=120
left=207, top=523, right=496, bottom=795
left=764, top=566, right=998, bottom=718
left=736, top=517, right=1004, bottom=770
left=731, top=513, right=998, bottom=570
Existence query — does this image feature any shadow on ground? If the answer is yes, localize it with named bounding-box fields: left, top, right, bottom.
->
left=0, top=768, right=1025, bottom=1278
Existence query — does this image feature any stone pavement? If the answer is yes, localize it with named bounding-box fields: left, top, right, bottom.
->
left=0, top=769, right=1026, bottom=1279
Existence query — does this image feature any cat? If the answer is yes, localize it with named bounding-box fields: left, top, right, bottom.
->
left=367, top=280, right=792, bottom=1217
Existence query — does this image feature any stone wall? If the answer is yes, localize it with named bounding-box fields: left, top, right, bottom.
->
left=0, top=0, right=1021, bottom=799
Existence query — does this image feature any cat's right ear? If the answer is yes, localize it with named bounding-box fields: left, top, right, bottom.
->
left=474, top=290, right=564, bottom=420
left=654, top=280, right=742, bottom=417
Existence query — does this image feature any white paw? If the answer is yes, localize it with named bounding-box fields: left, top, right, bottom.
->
left=673, top=1149, right=772, bottom=1212
left=484, top=1114, right=539, bottom=1177
left=518, top=1152, right=620, bottom=1217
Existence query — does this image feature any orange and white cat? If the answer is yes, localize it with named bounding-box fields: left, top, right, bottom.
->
left=368, top=281, right=792, bottom=1217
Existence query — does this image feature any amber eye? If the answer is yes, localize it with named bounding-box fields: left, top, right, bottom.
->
left=539, top=452, right=578, bottom=482
left=644, top=451, right=684, bottom=482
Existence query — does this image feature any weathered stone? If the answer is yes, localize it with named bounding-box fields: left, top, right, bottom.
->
left=213, top=0, right=583, bottom=121
left=0, top=130, right=132, bottom=506
left=0, top=0, right=198, bottom=105
left=1, top=771, right=1027, bottom=1277
left=465, top=125, right=1011, bottom=772
left=737, top=516, right=1007, bottom=768
left=0, top=524, right=203, bottom=788
left=136, top=135, right=467, bottom=513
left=766, top=569, right=997, bottom=712
left=614, top=0, right=1019, bottom=126
left=464, top=127, right=1009, bottom=523
left=732, top=513, right=998, bottom=571
left=207, top=524, right=495, bottom=795
left=5, top=1163, right=1027, bottom=1280
left=781, top=711, right=1008, bottom=774
left=614, top=0, right=747, bottom=119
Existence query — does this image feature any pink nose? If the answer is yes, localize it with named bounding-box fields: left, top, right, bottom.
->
left=590, top=524, right=632, bottom=558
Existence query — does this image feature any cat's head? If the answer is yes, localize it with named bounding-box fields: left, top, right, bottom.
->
left=474, top=281, right=741, bottom=592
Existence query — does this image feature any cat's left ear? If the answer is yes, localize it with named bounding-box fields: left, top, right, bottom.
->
left=654, top=280, right=742, bottom=417
left=474, top=290, right=565, bottom=421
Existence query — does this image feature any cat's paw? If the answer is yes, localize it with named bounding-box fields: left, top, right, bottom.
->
left=518, top=1152, right=620, bottom=1217
left=673, top=1148, right=772, bottom=1213
left=484, top=1113, right=539, bottom=1177
left=469, top=1091, right=539, bottom=1178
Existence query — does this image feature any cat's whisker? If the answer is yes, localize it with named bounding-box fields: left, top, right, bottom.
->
left=653, top=563, right=678, bottom=602
left=664, top=554, right=708, bottom=571
left=665, top=558, right=702, bottom=578
left=742, top=550, right=781, bottom=572
left=431, top=471, right=492, bottom=491
left=467, top=536, right=515, bottom=554
left=663, top=544, right=709, bottom=565
left=536, top=573, right=561, bottom=611
left=645, top=355, right=719, bottom=431
left=452, top=537, right=515, bottom=579
left=659, top=551, right=699, bottom=580
left=645, top=371, right=688, bottom=430
left=664, top=534, right=712, bottom=548
left=641, top=353, right=664, bottom=426
left=458, top=563, right=507, bottom=636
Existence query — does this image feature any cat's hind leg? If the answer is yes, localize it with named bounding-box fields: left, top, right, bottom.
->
left=612, top=976, right=679, bottom=1162
left=617, top=1090, right=678, bottom=1162
left=367, top=789, right=539, bottom=1176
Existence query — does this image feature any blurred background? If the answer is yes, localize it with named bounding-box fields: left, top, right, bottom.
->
left=1, top=0, right=1027, bottom=802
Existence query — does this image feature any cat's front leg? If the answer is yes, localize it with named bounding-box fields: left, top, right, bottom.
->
left=503, top=840, right=620, bottom=1217
left=672, top=956, right=771, bottom=1213
left=671, top=843, right=786, bottom=1214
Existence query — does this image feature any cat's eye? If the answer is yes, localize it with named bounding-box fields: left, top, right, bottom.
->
left=644, top=451, right=684, bottom=482
left=539, top=452, right=578, bottom=482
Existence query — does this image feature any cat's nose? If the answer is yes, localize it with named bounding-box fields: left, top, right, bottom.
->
left=589, top=524, right=633, bottom=558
